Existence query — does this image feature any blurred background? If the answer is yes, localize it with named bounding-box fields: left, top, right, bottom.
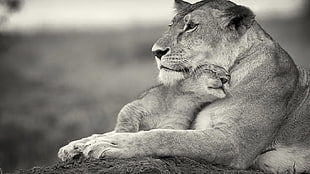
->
left=0, top=0, right=309, bottom=172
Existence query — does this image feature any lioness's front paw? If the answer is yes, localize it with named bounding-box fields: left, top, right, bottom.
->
left=58, top=132, right=116, bottom=161
left=58, top=136, right=96, bottom=161
left=81, top=132, right=143, bottom=159
left=58, top=141, right=83, bottom=161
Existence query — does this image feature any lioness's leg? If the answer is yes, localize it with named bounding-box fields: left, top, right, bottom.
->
left=74, top=129, right=239, bottom=166
left=253, top=146, right=310, bottom=173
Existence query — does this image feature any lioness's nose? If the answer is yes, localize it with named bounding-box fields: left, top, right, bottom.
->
left=152, top=44, right=170, bottom=60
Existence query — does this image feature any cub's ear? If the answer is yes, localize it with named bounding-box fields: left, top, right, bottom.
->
left=174, top=0, right=191, bottom=12
left=218, top=5, right=255, bottom=35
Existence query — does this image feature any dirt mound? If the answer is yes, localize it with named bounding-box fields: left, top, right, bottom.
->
left=14, top=156, right=264, bottom=174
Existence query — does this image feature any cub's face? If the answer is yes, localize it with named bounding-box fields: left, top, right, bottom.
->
left=179, top=67, right=229, bottom=101
left=186, top=64, right=230, bottom=94
left=152, top=0, right=255, bottom=85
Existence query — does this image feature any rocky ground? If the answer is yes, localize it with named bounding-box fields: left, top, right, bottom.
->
left=14, top=156, right=264, bottom=174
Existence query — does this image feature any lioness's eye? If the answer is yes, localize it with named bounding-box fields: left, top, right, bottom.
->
left=183, top=22, right=198, bottom=32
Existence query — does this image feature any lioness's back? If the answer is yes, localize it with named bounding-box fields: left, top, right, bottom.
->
left=253, top=67, right=310, bottom=173
left=276, top=67, right=310, bottom=145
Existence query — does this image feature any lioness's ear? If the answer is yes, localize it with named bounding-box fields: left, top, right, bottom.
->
left=174, top=0, right=191, bottom=12
left=218, top=5, right=255, bottom=35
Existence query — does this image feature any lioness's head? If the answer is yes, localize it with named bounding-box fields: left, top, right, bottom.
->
left=152, top=0, right=255, bottom=85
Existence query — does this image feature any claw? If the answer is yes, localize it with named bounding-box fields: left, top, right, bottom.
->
left=73, top=143, right=83, bottom=150
left=99, top=148, right=110, bottom=158
left=82, top=141, right=117, bottom=158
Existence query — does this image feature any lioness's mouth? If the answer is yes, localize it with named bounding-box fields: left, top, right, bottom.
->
left=160, top=65, right=189, bottom=73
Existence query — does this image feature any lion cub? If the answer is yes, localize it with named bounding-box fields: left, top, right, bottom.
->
left=115, top=64, right=230, bottom=132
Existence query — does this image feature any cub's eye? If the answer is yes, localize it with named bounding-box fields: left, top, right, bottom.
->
left=183, top=22, right=198, bottom=32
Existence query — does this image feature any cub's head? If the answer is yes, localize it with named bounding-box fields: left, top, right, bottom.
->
left=152, top=0, right=255, bottom=85
left=179, top=64, right=230, bottom=100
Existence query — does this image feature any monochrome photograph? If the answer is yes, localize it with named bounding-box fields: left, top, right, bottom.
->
left=0, top=0, right=309, bottom=173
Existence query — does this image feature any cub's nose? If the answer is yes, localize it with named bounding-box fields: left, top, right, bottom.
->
left=151, top=44, right=170, bottom=60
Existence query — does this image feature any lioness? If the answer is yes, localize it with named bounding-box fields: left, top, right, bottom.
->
left=58, top=0, right=310, bottom=173
left=115, top=64, right=230, bottom=132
